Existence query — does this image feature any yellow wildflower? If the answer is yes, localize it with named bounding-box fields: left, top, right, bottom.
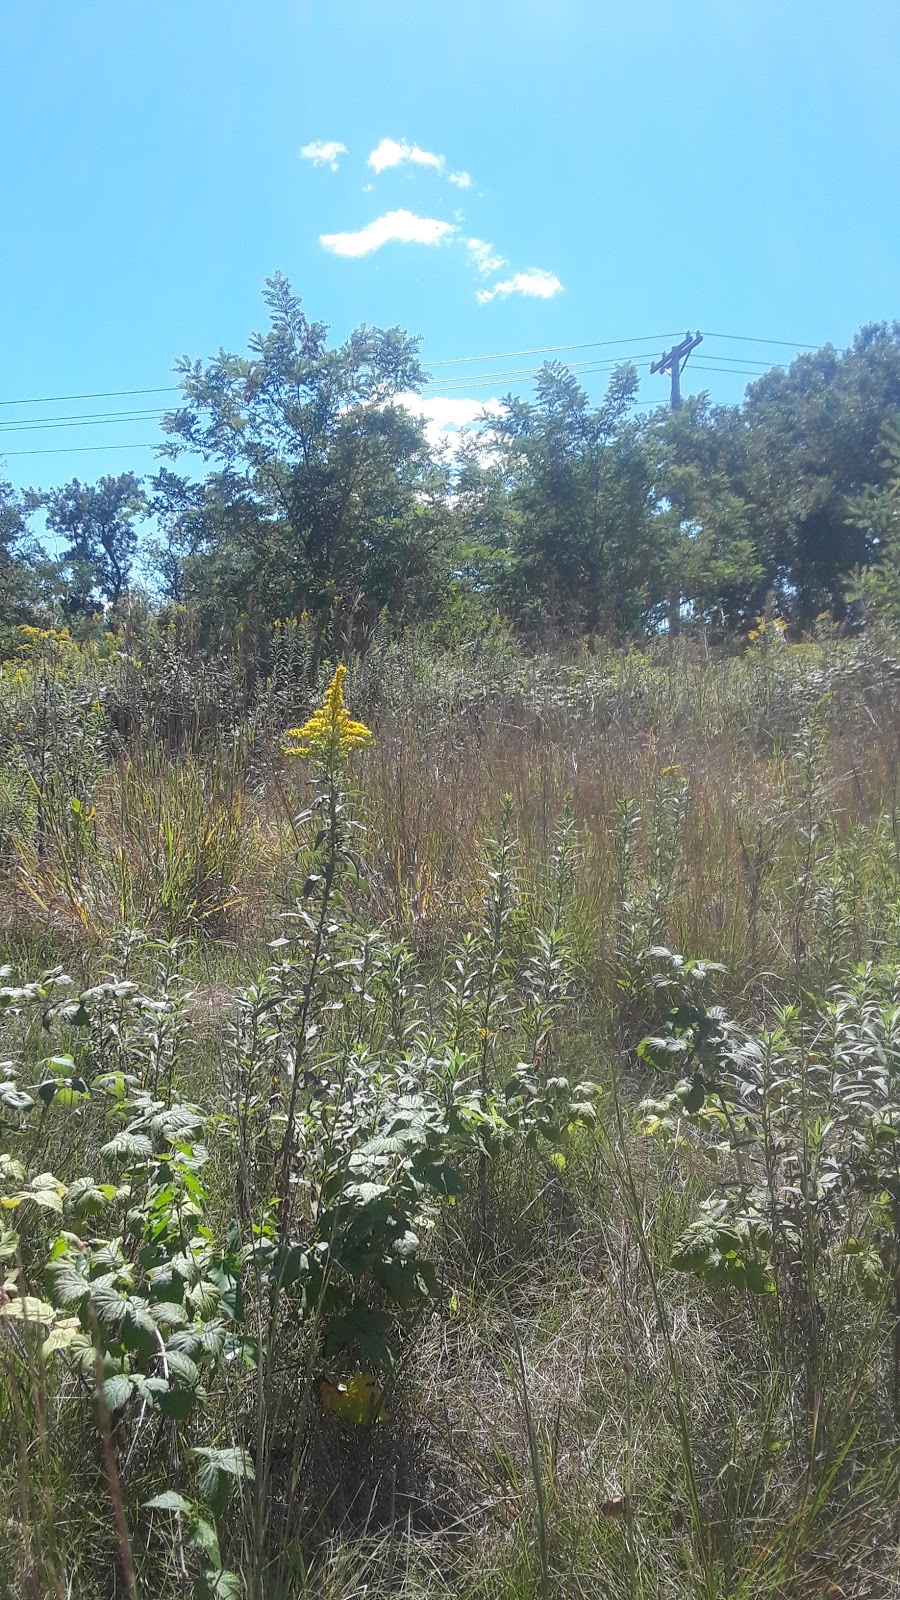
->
left=283, top=665, right=372, bottom=763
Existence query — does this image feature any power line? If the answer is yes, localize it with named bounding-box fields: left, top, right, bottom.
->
left=0, top=386, right=180, bottom=410
left=429, top=352, right=776, bottom=391
left=686, top=354, right=782, bottom=369
left=428, top=348, right=782, bottom=388
left=0, top=375, right=780, bottom=455
left=0, top=405, right=171, bottom=428
left=0, top=411, right=168, bottom=435
left=0, top=368, right=786, bottom=450
left=0, top=330, right=826, bottom=411
left=0, top=348, right=668, bottom=409
left=702, top=331, right=822, bottom=350
left=425, top=333, right=683, bottom=367
left=0, top=331, right=832, bottom=458
left=0, top=354, right=701, bottom=428
left=1, top=441, right=162, bottom=458
left=691, top=363, right=772, bottom=377
left=427, top=354, right=670, bottom=389
left=0, top=352, right=778, bottom=429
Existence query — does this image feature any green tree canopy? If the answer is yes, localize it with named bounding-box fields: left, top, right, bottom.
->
left=741, top=323, right=900, bottom=620
left=487, top=361, right=665, bottom=640
left=42, top=472, right=145, bottom=610
left=158, top=273, right=450, bottom=657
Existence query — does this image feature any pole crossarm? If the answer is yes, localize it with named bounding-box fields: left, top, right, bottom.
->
left=651, top=331, right=704, bottom=409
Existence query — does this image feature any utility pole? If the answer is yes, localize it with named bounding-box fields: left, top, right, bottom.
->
left=651, top=330, right=703, bottom=410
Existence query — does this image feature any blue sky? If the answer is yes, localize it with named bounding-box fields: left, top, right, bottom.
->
left=2, top=0, right=899, bottom=490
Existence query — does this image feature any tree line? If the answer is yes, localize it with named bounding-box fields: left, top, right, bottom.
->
left=4, top=273, right=900, bottom=659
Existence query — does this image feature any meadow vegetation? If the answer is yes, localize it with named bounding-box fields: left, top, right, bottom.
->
left=3, top=613, right=900, bottom=1597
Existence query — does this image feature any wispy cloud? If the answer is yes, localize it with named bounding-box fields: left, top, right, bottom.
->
left=299, top=140, right=347, bottom=172
left=368, top=138, right=471, bottom=188
left=476, top=269, right=563, bottom=304
left=320, top=208, right=457, bottom=257
left=465, top=237, right=507, bottom=276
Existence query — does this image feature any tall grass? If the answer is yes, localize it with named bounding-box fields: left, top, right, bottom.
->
left=1, top=624, right=900, bottom=1596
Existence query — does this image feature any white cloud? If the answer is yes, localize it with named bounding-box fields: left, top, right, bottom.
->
left=299, top=140, right=347, bottom=172
left=320, top=208, right=457, bottom=257
left=396, top=392, right=504, bottom=456
left=466, top=237, right=507, bottom=275
left=369, top=138, right=443, bottom=175
left=368, top=138, right=472, bottom=189
left=476, top=269, right=563, bottom=304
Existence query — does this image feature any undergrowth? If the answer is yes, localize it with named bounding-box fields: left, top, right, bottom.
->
left=2, top=621, right=900, bottom=1597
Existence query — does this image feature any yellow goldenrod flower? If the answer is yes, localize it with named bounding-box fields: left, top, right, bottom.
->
left=283, top=665, right=372, bottom=763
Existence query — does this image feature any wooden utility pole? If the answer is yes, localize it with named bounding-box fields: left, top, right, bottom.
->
left=651, top=330, right=703, bottom=410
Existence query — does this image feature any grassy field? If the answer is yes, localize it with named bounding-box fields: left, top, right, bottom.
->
left=3, top=617, right=900, bottom=1599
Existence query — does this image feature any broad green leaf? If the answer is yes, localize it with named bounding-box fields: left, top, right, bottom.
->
left=1, top=1293, right=55, bottom=1323
left=90, top=1279, right=128, bottom=1328
left=156, top=1386, right=202, bottom=1420
left=53, top=1081, right=90, bottom=1107
left=188, top=1514, right=220, bottom=1565
left=28, top=1189, right=64, bottom=1213
left=742, top=1258, right=776, bottom=1295
left=46, top=1259, right=90, bottom=1307
left=165, top=1348, right=200, bottom=1386
left=638, top=1035, right=688, bottom=1071
left=43, top=1319, right=82, bottom=1356
left=203, top=1570, right=242, bottom=1600
left=31, top=1173, right=68, bottom=1195
left=100, top=1131, right=154, bottom=1163
left=199, top=1320, right=227, bottom=1360
left=102, top=1373, right=133, bottom=1412
left=682, top=1077, right=707, bottom=1114
left=372, top=1258, right=428, bottom=1308
left=191, top=1445, right=254, bottom=1480
left=324, top=1304, right=393, bottom=1368
left=414, top=1159, right=462, bottom=1197
left=121, top=1301, right=158, bottom=1357
left=150, top=1299, right=188, bottom=1329
left=146, top=1490, right=193, bottom=1513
